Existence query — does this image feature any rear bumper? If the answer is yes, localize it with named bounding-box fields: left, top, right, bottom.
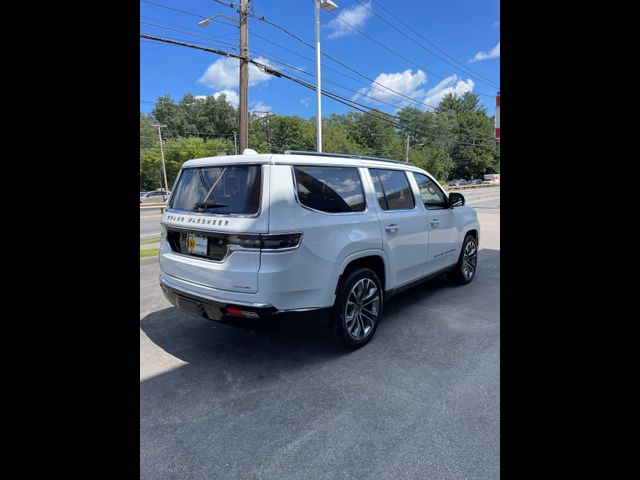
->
left=159, top=276, right=331, bottom=332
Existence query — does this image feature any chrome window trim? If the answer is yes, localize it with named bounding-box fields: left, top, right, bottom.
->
left=290, top=165, right=369, bottom=216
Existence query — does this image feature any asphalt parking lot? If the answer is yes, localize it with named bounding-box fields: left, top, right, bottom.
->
left=140, top=195, right=500, bottom=479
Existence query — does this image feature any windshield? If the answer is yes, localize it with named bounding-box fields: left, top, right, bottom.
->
left=169, top=165, right=262, bottom=214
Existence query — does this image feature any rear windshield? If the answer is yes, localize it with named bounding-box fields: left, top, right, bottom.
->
left=169, top=165, right=262, bottom=214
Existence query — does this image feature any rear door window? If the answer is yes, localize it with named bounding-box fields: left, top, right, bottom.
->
left=169, top=165, right=262, bottom=214
left=369, top=169, right=415, bottom=210
left=294, top=166, right=366, bottom=213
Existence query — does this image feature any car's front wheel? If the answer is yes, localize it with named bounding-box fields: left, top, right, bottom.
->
left=331, top=268, right=383, bottom=349
left=449, top=234, right=478, bottom=284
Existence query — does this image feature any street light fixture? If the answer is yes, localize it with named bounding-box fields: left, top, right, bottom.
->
left=319, top=0, right=339, bottom=12
left=315, top=0, right=338, bottom=152
left=198, top=14, right=240, bottom=27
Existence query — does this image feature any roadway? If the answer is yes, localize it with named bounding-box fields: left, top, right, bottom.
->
left=139, top=191, right=500, bottom=479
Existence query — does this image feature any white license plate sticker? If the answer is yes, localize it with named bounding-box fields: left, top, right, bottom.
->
left=187, top=234, right=208, bottom=255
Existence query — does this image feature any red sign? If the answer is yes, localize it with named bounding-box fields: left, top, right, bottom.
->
left=495, top=94, right=500, bottom=140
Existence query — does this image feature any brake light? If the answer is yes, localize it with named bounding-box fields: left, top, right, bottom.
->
left=225, top=307, right=259, bottom=318
left=227, top=234, right=262, bottom=249
left=228, top=233, right=302, bottom=250
left=260, top=233, right=302, bottom=250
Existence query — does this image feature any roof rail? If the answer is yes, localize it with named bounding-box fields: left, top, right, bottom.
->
left=283, top=150, right=411, bottom=166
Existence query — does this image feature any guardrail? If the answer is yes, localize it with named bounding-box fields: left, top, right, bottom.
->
left=140, top=203, right=166, bottom=213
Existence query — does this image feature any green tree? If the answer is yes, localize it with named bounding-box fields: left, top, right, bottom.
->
left=270, top=116, right=315, bottom=152
left=433, top=92, right=498, bottom=179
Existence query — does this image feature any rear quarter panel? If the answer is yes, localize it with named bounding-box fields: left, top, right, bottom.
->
left=265, top=165, right=383, bottom=309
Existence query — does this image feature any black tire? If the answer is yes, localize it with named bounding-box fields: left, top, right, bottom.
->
left=331, top=267, right=383, bottom=349
left=448, top=234, right=478, bottom=285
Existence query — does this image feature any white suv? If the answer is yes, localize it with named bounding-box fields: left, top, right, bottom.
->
left=159, top=150, right=480, bottom=348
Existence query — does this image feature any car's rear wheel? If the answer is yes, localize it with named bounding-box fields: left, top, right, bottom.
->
left=331, top=268, right=383, bottom=349
left=448, top=234, right=478, bottom=284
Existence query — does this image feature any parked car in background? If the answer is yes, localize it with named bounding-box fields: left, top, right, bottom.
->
left=140, top=190, right=170, bottom=204
left=469, top=179, right=483, bottom=185
left=448, top=179, right=468, bottom=187
left=140, top=191, right=149, bottom=198
left=159, top=150, right=480, bottom=348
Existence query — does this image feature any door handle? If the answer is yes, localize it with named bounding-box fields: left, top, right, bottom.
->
left=385, top=224, right=399, bottom=233
left=430, top=218, right=440, bottom=226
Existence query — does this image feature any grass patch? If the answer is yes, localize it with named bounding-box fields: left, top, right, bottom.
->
left=140, top=248, right=159, bottom=258
left=140, top=236, right=161, bottom=245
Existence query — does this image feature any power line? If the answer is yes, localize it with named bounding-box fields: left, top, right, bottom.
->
left=370, top=0, right=499, bottom=89
left=140, top=20, right=240, bottom=51
left=139, top=34, right=496, bottom=146
left=245, top=7, right=494, bottom=111
left=139, top=0, right=470, bottom=114
left=141, top=16, right=238, bottom=40
left=245, top=47, right=497, bottom=142
left=356, top=0, right=499, bottom=90
left=325, top=7, right=495, bottom=97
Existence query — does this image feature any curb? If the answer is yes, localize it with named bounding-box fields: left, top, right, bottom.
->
left=140, top=255, right=159, bottom=266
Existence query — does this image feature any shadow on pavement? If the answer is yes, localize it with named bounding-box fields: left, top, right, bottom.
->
left=139, top=248, right=500, bottom=480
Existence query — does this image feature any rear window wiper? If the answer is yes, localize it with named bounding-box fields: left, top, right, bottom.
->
left=193, top=201, right=228, bottom=211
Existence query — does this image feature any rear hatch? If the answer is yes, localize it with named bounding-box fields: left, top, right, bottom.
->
left=160, top=161, right=269, bottom=293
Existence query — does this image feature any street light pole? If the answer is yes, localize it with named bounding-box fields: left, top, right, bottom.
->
left=153, top=124, right=169, bottom=196
left=314, top=0, right=322, bottom=152
left=314, top=1, right=338, bottom=153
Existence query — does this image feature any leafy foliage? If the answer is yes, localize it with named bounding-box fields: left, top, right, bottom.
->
left=140, top=92, right=499, bottom=190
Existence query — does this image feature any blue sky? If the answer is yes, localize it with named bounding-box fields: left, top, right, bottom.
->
left=140, top=0, right=500, bottom=118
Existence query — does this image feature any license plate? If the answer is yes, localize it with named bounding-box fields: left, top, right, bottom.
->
left=187, top=234, right=208, bottom=255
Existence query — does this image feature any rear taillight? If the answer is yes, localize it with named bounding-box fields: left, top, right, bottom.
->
left=166, top=229, right=302, bottom=257
left=227, top=234, right=262, bottom=250
left=228, top=233, right=302, bottom=250
left=260, top=233, right=302, bottom=250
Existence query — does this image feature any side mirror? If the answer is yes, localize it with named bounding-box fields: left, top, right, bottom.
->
left=448, top=192, right=465, bottom=208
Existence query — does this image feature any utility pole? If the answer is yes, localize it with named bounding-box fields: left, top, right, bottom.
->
left=233, top=131, right=238, bottom=155
left=262, top=112, right=275, bottom=152
left=405, top=134, right=410, bottom=163
left=239, top=0, right=249, bottom=153
left=153, top=124, right=169, bottom=197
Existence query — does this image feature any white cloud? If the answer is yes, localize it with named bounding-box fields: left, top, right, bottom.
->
left=212, top=90, right=239, bottom=107
left=354, top=69, right=427, bottom=108
left=469, top=42, right=500, bottom=63
left=198, top=56, right=274, bottom=89
left=423, top=75, right=475, bottom=109
left=300, top=97, right=311, bottom=108
left=194, top=95, right=207, bottom=100
left=353, top=69, right=476, bottom=110
left=492, top=20, right=500, bottom=28
left=250, top=100, right=272, bottom=113
left=327, top=1, right=373, bottom=39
